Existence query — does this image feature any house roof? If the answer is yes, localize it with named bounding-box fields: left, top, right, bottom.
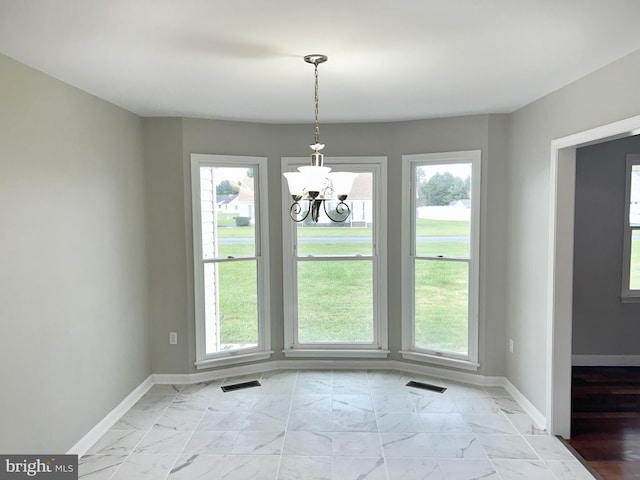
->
left=216, top=194, right=237, bottom=205
left=237, top=178, right=254, bottom=203
left=348, top=173, right=372, bottom=200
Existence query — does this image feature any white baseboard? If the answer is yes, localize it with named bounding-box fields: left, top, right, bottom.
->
left=394, top=360, right=503, bottom=387
left=157, top=359, right=544, bottom=428
left=502, top=378, right=547, bottom=431
left=279, top=359, right=394, bottom=371
left=67, top=375, right=153, bottom=456
left=572, top=354, right=640, bottom=366
left=74, top=360, right=549, bottom=456
left=153, top=361, right=282, bottom=384
left=155, top=359, right=501, bottom=388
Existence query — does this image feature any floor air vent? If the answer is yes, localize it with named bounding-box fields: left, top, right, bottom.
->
left=221, top=380, right=261, bottom=392
left=406, top=381, right=447, bottom=393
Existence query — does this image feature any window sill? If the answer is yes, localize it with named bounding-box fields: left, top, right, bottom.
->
left=399, top=350, right=480, bottom=371
left=195, top=351, right=273, bottom=370
left=283, top=348, right=390, bottom=359
left=620, top=294, right=640, bottom=304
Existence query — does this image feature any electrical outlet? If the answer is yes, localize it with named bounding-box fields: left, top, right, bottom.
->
left=169, top=332, right=178, bottom=345
left=509, top=338, right=514, bottom=353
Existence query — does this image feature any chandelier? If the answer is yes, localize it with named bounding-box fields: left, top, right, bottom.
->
left=283, top=54, right=356, bottom=223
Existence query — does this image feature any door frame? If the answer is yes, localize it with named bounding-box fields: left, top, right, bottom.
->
left=547, top=114, right=640, bottom=438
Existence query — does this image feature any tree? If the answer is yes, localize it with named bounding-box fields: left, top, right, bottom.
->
left=216, top=179, right=239, bottom=195
left=418, top=172, right=470, bottom=206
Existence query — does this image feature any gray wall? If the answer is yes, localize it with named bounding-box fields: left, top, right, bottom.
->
left=11, top=41, right=640, bottom=450
left=507, top=50, right=640, bottom=412
left=144, top=114, right=510, bottom=376
left=573, top=135, right=640, bottom=355
left=0, top=54, right=150, bottom=452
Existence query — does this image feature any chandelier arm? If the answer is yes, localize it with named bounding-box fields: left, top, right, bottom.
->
left=311, top=198, right=322, bottom=223
left=289, top=200, right=309, bottom=223
left=323, top=199, right=351, bottom=223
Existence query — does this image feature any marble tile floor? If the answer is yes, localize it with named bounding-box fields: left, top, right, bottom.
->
left=79, top=369, right=596, bottom=480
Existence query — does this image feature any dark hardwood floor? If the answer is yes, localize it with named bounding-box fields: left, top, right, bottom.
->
left=569, top=367, right=640, bottom=479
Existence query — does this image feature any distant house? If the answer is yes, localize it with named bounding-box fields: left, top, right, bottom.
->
left=448, top=199, right=471, bottom=208
left=216, top=194, right=238, bottom=212
left=237, top=178, right=255, bottom=221
left=346, top=173, right=373, bottom=227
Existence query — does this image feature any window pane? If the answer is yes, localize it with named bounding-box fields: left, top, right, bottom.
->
left=200, top=166, right=255, bottom=259
left=204, top=261, right=258, bottom=353
left=297, top=260, right=373, bottom=343
left=631, top=165, right=640, bottom=227
left=415, top=164, right=471, bottom=258
left=414, top=259, right=468, bottom=354
left=297, top=173, right=372, bottom=256
left=631, top=231, right=640, bottom=290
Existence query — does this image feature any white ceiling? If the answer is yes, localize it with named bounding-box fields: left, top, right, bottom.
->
left=1, top=0, right=640, bottom=124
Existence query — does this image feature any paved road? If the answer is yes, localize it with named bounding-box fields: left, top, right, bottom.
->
left=218, top=236, right=468, bottom=243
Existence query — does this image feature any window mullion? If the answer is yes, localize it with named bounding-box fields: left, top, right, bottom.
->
left=297, top=255, right=373, bottom=262
left=414, top=255, right=470, bottom=263
left=203, top=256, right=258, bottom=264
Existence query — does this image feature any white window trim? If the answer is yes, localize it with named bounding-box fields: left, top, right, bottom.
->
left=191, top=154, right=272, bottom=369
left=281, top=156, right=389, bottom=358
left=622, top=154, right=640, bottom=303
left=400, top=150, right=481, bottom=371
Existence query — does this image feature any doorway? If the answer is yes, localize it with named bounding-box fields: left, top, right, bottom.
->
left=548, top=114, right=640, bottom=439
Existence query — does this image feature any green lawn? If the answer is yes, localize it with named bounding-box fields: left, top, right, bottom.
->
left=211, top=218, right=470, bottom=351
left=414, top=260, right=468, bottom=354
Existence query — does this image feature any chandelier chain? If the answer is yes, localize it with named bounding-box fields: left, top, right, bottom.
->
left=283, top=54, right=354, bottom=224
left=314, top=62, right=320, bottom=145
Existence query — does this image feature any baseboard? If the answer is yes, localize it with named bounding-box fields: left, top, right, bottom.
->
left=153, top=361, right=282, bottom=384
left=67, top=375, right=153, bottom=456
left=155, top=359, right=498, bottom=387
left=394, top=360, right=504, bottom=387
left=75, top=360, right=549, bottom=456
left=279, top=359, right=394, bottom=371
left=157, top=359, right=543, bottom=428
left=502, top=377, right=547, bottom=431
left=572, top=354, right=640, bottom=366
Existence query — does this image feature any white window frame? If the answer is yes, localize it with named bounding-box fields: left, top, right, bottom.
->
left=191, top=154, right=271, bottom=369
left=400, top=150, right=481, bottom=371
left=281, top=156, right=389, bottom=358
left=622, top=154, right=640, bottom=303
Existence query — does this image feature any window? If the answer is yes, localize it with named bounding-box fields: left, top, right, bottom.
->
left=191, top=154, right=271, bottom=368
left=281, top=156, right=388, bottom=357
left=401, top=151, right=481, bottom=370
left=622, top=154, right=640, bottom=302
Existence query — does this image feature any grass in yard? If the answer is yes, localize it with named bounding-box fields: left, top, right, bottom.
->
left=297, top=261, right=373, bottom=343
left=217, top=260, right=258, bottom=346
left=416, top=218, right=469, bottom=237
left=206, top=218, right=470, bottom=346
left=216, top=212, right=239, bottom=227
left=414, top=260, right=468, bottom=354
left=216, top=242, right=256, bottom=259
